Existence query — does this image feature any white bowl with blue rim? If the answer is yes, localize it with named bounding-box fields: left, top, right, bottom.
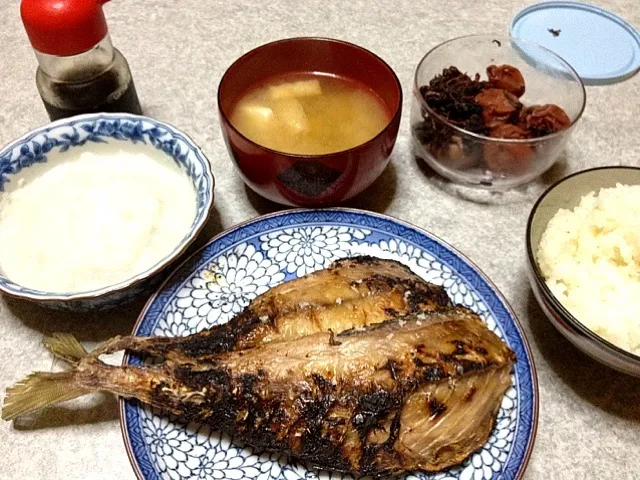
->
left=0, top=113, right=215, bottom=311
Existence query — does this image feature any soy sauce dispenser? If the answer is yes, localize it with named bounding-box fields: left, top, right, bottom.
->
left=20, top=0, right=142, bottom=120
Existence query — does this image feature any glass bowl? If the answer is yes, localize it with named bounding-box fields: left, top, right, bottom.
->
left=527, top=167, right=640, bottom=377
left=411, top=34, right=586, bottom=189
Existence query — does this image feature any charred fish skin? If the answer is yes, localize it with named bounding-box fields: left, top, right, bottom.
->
left=2, top=307, right=515, bottom=477
left=1, top=248, right=516, bottom=479
left=140, top=256, right=451, bottom=359
left=124, top=307, right=515, bottom=476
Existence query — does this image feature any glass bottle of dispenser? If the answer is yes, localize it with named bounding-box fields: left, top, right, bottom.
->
left=20, top=0, right=142, bottom=121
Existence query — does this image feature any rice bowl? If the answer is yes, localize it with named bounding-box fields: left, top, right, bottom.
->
left=527, top=166, right=640, bottom=377
left=536, top=183, right=640, bottom=355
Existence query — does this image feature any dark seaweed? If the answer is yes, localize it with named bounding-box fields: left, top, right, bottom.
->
left=417, top=66, right=488, bottom=135
left=277, top=160, right=342, bottom=198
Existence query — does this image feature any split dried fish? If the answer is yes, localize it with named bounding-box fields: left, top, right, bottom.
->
left=2, top=257, right=516, bottom=476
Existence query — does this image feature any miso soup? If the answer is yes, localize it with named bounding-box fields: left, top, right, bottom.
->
left=229, top=72, right=391, bottom=155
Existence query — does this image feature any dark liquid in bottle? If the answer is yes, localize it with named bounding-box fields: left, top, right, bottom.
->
left=43, top=80, right=141, bottom=120
left=41, top=67, right=142, bottom=121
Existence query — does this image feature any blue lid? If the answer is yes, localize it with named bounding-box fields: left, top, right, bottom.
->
left=511, top=1, right=640, bottom=85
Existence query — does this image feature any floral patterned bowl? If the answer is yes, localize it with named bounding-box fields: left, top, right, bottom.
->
left=121, top=208, right=538, bottom=480
left=0, top=113, right=215, bottom=311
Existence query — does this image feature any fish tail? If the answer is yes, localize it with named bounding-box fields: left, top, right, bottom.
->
left=3, top=334, right=171, bottom=421
left=43, top=333, right=88, bottom=364
left=1, top=371, right=90, bottom=421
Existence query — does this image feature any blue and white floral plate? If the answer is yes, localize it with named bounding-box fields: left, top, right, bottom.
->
left=121, top=209, right=538, bottom=480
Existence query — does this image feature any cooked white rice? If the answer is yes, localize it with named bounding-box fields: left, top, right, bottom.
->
left=537, top=183, right=640, bottom=355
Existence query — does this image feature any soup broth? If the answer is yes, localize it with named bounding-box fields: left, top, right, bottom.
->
left=230, top=72, right=391, bottom=155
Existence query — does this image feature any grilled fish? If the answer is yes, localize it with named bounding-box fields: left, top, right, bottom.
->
left=2, top=306, right=515, bottom=476
left=129, top=256, right=451, bottom=361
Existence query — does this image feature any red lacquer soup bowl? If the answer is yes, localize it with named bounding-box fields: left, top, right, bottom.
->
left=217, top=37, right=402, bottom=207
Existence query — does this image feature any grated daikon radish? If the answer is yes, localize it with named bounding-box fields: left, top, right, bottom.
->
left=0, top=146, right=197, bottom=293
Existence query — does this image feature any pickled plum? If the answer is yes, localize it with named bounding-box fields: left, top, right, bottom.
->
left=487, top=65, right=525, bottom=97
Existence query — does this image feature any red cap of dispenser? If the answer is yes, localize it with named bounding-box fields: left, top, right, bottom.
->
left=20, top=0, right=111, bottom=56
